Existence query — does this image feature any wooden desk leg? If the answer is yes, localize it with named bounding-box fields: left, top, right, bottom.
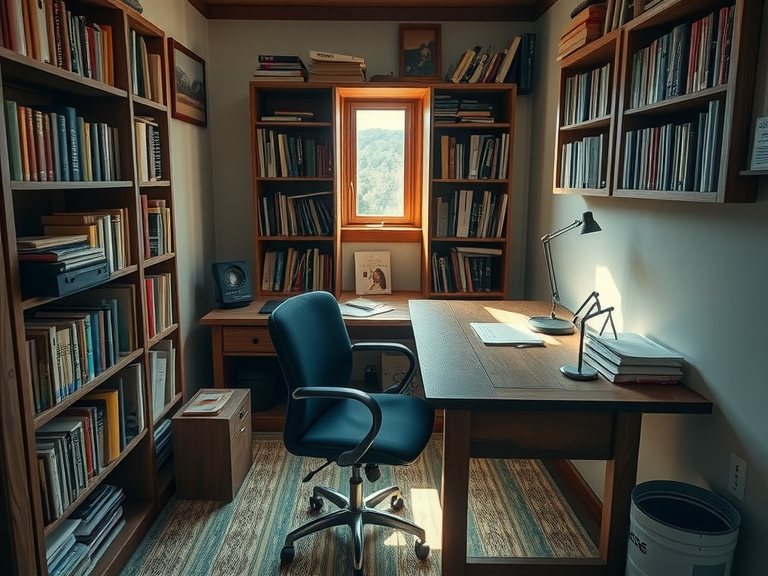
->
left=211, top=326, right=224, bottom=388
left=600, top=412, right=642, bottom=576
left=441, top=409, right=471, bottom=576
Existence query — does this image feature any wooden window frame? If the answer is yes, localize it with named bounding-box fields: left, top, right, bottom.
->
left=339, top=90, right=425, bottom=232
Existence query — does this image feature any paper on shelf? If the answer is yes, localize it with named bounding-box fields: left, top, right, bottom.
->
left=470, top=322, right=544, bottom=346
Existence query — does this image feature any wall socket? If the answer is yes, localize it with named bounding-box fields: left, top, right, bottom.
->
left=729, top=452, right=747, bottom=501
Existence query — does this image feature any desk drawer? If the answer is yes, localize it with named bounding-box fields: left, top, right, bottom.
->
left=223, top=327, right=274, bottom=354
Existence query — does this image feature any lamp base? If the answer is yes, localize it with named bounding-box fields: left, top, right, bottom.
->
left=560, top=364, right=598, bottom=381
left=527, top=316, right=575, bottom=335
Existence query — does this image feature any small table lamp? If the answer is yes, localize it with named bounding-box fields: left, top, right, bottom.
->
left=528, top=211, right=601, bottom=335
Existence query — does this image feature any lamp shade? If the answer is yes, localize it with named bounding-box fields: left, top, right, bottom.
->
left=579, top=211, right=601, bottom=235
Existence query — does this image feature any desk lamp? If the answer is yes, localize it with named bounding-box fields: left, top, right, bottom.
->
left=528, top=211, right=601, bottom=335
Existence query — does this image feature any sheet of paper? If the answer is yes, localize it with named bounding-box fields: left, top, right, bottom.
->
left=470, top=322, right=545, bottom=346
left=339, top=301, right=394, bottom=317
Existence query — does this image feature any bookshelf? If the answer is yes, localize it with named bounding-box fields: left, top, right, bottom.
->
left=427, top=84, right=515, bottom=298
left=249, top=82, right=338, bottom=298
left=555, top=0, right=762, bottom=203
left=0, top=2, right=183, bottom=575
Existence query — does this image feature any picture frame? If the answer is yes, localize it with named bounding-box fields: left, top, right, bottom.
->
left=399, top=24, right=441, bottom=81
left=168, top=38, right=207, bottom=127
left=354, top=251, right=392, bottom=295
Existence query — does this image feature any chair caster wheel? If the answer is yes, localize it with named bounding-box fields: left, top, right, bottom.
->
left=415, top=540, right=430, bottom=560
left=390, top=494, right=404, bottom=510
left=280, top=546, right=295, bottom=563
left=309, top=495, right=324, bottom=511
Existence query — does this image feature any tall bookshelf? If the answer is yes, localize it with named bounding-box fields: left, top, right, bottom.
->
left=555, top=0, right=763, bottom=203
left=427, top=84, right=515, bottom=298
left=249, top=82, right=339, bottom=299
left=0, top=2, right=183, bottom=575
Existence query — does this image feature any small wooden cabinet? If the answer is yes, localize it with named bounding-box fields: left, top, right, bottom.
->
left=172, top=389, right=252, bottom=501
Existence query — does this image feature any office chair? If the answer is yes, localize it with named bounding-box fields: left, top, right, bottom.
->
left=268, top=291, right=434, bottom=576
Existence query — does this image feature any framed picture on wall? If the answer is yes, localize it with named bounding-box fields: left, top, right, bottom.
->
left=399, top=24, right=441, bottom=81
left=168, top=38, right=207, bottom=127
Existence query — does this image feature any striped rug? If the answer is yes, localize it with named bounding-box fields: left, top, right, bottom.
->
left=120, top=434, right=598, bottom=576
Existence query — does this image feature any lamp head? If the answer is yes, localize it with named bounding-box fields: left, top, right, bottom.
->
left=579, top=211, right=601, bottom=235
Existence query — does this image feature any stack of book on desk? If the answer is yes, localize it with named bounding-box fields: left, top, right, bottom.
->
left=17, top=235, right=109, bottom=297
left=584, top=332, right=684, bottom=384
left=308, top=50, right=366, bottom=83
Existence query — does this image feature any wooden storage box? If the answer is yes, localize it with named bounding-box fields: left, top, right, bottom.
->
left=172, top=388, right=252, bottom=501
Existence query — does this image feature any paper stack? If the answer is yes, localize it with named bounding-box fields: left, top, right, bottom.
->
left=584, top=332, right=684, bottom=384
left=308, top=50, right=366, bottom=83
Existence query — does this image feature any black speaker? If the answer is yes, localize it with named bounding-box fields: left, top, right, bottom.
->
left=212, top=261, right=254, bottom=308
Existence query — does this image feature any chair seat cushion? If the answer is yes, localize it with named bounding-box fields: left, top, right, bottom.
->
left=296, top=393, right=435, bottom=466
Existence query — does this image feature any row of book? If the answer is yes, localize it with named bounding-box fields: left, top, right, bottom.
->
left=621, top=99, right=721, bottom=192
left=431, top=247, right=501, bottom=294
left=36, top=368, right=143, bottom=524
left=253, top=54, right=308, bottom=82
left=149, top=341, right=176, bottom=422
left=1, top=0, right=116, bottom=86
left=261, top=247, right=333, bottom=293
left=258, top=191, right=334, bottom=237
left=561, top=62, right=612, bottom=126
left=308, top=50, right=366, bottom=83
left=145, top=273, right=174, bottom=340
left=558, top=3, right=607, bottom=60
left=140, top=196, right=173, bottom=258
left=255, top=129, right=333, bottom=178
left=23, top=285, right=137, bottom=412
left=44, top=484, right=126, bottom=576
left=628, top=5, right=733, bottom=109
left=585, top=332, right=684, bottom=384
left=447, top=34, right=535, bottom=94
left=433, top=189, right=508, bottom=239
left=154, top=419, right=173, bottom=469
left=434, top=96, right=500, bottom=124
left=4, top=101, right=122, bottom=183
left=603, top=0, right=635, bottom=35
left=135, top=116, right=163, bottom=182
left=130, top=29, right=164, bottom=103
left=437, top=132, right=510, bottom=180
left=559, top=134, right=605, bottom=189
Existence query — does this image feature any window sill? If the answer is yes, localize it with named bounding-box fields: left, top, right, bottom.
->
left=341, top=227, right=423, bottom=243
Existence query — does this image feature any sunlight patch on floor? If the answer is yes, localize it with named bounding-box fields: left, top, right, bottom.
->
left=383, top=488, right=442, bottom=550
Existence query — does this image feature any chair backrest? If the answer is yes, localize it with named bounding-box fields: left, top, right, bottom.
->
left=268, top=291, right=354, bottom=450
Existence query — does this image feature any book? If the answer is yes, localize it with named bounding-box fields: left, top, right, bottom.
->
left=495, top=37, right=521, bottom=83
left=339, top=298, right=394, bottom=317
left=182, top=391, right=232, bottom=416
left=309, top=50, right=365, bottom=64
left=587, top=332, right=683, bottom=366
left=354, top=251, right=391, bottom=295
left=83, top=390, right=120, bottom=463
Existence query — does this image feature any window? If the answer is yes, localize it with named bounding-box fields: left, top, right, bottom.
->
left=339, top=88, right=427, bottom=234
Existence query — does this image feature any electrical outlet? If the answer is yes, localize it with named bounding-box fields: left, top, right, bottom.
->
left=729, top=453, right=747, bottom=501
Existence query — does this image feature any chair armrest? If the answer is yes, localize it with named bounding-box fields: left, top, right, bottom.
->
left=351, top=342, right=416, bottom=394
left=292, top=386, right=382, bottom=467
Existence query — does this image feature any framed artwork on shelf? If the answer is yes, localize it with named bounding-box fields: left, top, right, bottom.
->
left=168, top=38, right=207, bottom=127
left=354, top=251, right=392, bottom=295
left=399, top=24, right=441, bottom=81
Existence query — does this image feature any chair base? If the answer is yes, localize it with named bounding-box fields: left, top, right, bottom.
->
left=281, top=464, right=429, bottom=574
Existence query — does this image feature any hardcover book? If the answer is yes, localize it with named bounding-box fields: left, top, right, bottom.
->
left=354, top=251, right=391, bottom=295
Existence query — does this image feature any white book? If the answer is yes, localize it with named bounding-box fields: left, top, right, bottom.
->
left=309, top=50, right=365, bottom=64
left=587, top=332, right=683, bottom=365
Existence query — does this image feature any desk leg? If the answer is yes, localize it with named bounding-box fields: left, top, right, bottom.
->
left=600, top=412, right=642, bottom=576
left=441, top=409, right=471, bottom=576
left=211, top=326, right=224, bottom=388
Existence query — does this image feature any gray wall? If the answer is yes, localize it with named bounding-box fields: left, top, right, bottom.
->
left=529, top=3, right=768, bottom=575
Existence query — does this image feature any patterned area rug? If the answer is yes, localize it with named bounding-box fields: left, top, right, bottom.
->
left=120, top=434, right=598, bottom=576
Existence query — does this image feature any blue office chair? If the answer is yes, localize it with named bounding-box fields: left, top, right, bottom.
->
left=268, top=291, right=434, bottom=576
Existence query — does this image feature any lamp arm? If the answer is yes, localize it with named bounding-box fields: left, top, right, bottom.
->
left=576, top=305, right=615, bottom=373
left=541, top=219, right=582, bottom=318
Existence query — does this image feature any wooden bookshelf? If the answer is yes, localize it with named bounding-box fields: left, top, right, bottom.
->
left=555, top=0, right=763, bottom=203
left=0, top=2, right=184, bottom=575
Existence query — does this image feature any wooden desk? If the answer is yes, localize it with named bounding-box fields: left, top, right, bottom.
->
left=409, top=300, right=713, bottom=576
left=200, top=292, right=419, bottom=431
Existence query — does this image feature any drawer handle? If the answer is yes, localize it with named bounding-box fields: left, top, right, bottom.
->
left=239, top=425, right=246, bottom=434
left=239, top=407, right=247, bottom=419
left=251, top=337, right=259, bottom=345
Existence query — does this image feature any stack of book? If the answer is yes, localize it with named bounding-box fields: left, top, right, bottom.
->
left=308, top=50, right=366, bottom=83
left=558, top=2, right=607, bottom=61
left=253, top=55, right=308, bottom=82
left=584, top=332, right=684, bottom=384
left=457, top=99, right=495, bottom=123
left=446, top=34, right=535, bottom=94
left=17, top=235, right=109, bottom=297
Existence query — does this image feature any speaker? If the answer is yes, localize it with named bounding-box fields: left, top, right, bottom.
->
left=212, top=261, right=254, bottom=308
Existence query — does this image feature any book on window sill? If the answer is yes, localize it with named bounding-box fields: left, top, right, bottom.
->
left=182, top=391, right=232, bottom=416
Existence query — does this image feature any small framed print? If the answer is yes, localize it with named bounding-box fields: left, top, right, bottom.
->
left=750, top=116, right=768, bottom=170
left=354, top=251, right=392, bottom=295
left=168, top=38, right=207, bottom=127
left=399, top=24, right=441, bottom=81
